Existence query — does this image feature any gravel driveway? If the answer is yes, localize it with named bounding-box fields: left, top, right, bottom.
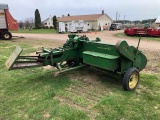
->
left=12, top=30, right=160, bottom=51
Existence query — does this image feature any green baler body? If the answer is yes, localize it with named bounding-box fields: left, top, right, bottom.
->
left=6, top=34, right=147, bottom=74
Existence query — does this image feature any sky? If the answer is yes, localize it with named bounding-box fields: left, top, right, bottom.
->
left=1, top=0, right=160, bottom=21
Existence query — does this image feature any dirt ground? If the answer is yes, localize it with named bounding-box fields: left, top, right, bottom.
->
left=12, top=30, right=160, bottom=51
left=12, top=30, right=160, bottom=74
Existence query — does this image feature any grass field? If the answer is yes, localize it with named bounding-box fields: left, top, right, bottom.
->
left=0, top=38, right=160, bottom=120
left=115, top=32, right=160, bottom=41
left=11, top=29, right=57, bottom=34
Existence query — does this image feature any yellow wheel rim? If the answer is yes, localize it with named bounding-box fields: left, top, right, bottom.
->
left=4, top=34, right=9, bottom=39
left=129, top=72, right=138, bottom=89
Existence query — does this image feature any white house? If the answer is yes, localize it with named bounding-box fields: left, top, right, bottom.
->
left=58, top=13, right=113, bottom=30
left=155, top=15, right=160, bottom=28
left=42, top=15, right=53, bottom=28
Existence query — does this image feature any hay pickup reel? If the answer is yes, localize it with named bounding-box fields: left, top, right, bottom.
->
left=5, top=35, right=147, bottom=91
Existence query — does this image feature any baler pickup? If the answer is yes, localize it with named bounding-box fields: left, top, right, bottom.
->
left=5, top=34, right=147, bottom=91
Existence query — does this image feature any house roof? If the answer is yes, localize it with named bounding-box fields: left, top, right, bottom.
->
left=58, top=14, right=112, bottom=22
left=42, top=18, right=49, bottom=22
left=42, top=16, right=53, bottom=23
left=155, top=15, right=160, bottom=23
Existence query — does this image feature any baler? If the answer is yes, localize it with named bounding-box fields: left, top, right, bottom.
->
left=5, top=35, right=147, bottom=91
left=0, top=4, right=18, bottom=40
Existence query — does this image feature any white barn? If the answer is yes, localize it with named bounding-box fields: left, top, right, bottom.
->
left=58, top=13, right=113, bottom=30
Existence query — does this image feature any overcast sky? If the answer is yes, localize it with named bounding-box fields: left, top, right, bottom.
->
left=1, top=0, right=160, bottom=21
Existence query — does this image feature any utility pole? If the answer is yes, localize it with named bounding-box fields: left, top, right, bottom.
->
left=124, top=15, right=126, bottom=28
left=116, top=11, right=118, bottom=22
left=124, top=15, right=126, bottom=24
left=118, top=14, right=120, bottom=21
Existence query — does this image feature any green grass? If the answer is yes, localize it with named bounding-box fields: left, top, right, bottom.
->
left=0, top=39, right=160, bottom=120
left=115, top=32, right=160, bottom=41
left=95, top=74, right=160, bottom=119
left=11, top=29, right=57, bottom=34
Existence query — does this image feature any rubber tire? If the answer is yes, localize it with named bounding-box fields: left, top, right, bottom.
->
left=123, top=68, right=139, bottom=91
left=1, top=31, right=12, bottom=40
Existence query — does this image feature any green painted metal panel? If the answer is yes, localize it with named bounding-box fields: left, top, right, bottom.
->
left=135, top=52, right=147, bottom=71
left=120, top=58, right=133, bottom=73
left=116, top=41, right=135, bottom=61
left=83, top=51, right=119, bottom=71
left=5, top=46, right=23, bottom=70
left=83, top=51, right=119, bottom=59
left=83, top=42, right=119, bottom=56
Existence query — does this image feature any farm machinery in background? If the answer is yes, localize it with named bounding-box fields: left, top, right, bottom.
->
left=124, top=24, right=160, bottom=37
left=0, top=4, right=18, bottom=40
left=109, top=23, right=122, bottom=31
left=6, top=34, right=147, bottom=91
left=59, top=21, right=88, bottom=33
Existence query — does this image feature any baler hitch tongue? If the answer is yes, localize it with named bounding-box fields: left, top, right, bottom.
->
left=5, top=46, right=23, bottom=70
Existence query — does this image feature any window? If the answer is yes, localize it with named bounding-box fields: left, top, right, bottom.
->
left=45, top=23, right=47, bottom=25
left=88, top=24, right=89, bottom=26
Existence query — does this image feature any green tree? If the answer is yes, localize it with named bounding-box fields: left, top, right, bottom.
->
left=53, top=15, right=57, bottom=30
left=35, top=9, right=41, bottom=28
left=142, top=19, right=156, bottom=24
left=134, top=20, right=141, bottom=25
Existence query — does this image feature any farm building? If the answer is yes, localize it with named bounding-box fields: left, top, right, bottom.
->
left=42, top=15, right=53, bottom=28
left=155, top=15, right=160, bottom=28
left=42, top=12, right=113, bottom=30
left=58, top=13, right=113, bottom=30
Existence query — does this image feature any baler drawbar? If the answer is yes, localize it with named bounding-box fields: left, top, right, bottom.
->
left=5, top=35, right=147, bottom=91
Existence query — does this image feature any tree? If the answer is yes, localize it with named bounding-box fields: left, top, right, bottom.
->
left=18, top=17, right=34, bottom=29
left=24, top=18, right=30, bottom=29
left=18, top=20, right=24, bottom=29
left=68, top=14, right=70, bottom=16
left=35, top=9, right=41, bottom=28
left=142, top=19, right=156, bottom=24
left=53, top=15, right=57, bottom=30
left=29, top=17, right=34, bottom=28
left=133, top=20, right=141, bottom=25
